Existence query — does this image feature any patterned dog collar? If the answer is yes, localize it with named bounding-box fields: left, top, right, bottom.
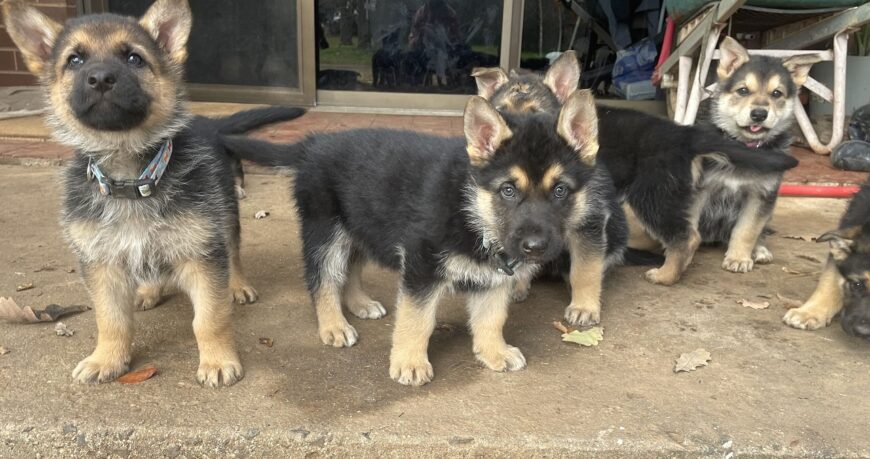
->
left=87, top=139, right=173, bottom=199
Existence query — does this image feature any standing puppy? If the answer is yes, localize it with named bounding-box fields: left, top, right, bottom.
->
left=222, top=91, right=623, bottom=385
left=1, top=0, right=281, bottom=386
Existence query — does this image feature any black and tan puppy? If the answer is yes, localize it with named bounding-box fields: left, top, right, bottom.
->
left=473, top=50, right=799, bottom=288
left=784, top=177, right=870, bottom=337
left=222, top=90, right=624, bottom=385
left=2, top=0, right=303, bottom=386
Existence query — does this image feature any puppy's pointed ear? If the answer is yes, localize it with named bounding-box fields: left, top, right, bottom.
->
left=717, top=37, right=750, bottom=80
left=464, top=96, right=513, bottom=166
left=543, top=51, right=580, bottom=104
left=817, top=225, right=860, bottom=261
left=783, top=54, right=823, bottom=87
left=140, top=0, right=192, bottom=65
left=1, top=0, right=63, bottom=74
left=471, top=67, right=508, bottom=100
left=557, top=89, right=599, bottom=165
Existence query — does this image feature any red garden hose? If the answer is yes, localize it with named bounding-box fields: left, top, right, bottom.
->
left=779, top=184, right=861, bottom=198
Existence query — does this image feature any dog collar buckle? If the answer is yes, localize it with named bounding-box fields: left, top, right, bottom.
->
left=494, top=250, right=519, bottom=276
left=86, top=139, right=172, bottom=199
left=104, top=177, right=157, bottom=199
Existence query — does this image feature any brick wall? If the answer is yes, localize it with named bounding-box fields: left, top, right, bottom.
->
left=0, top=0, right=78, bottom=86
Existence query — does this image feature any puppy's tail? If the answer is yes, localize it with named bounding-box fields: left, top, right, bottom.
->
left=210, top=106, right=307, bottom=135
left=221, top=135, right=306, bottom=168
left=691, top=132, right=799, bottom=173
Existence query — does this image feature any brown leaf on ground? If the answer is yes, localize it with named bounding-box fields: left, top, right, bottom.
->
left=0, top=346, right=9, bottom=355
left=781, top=266, right=817, bottom=276
left=674, top=348, right=712, bottom=373
left=66, top=267, right=76, bottom=273
left=552, top=321, right=570, bottom=334
left=259, top=337, right=274, bottom=347
left=796, top=254, right=822, bottom=263
left=254, top=210, right=270, bottom=220
left=782, top=234, right=816, bottom=242
left=16, top=282, right=34, bottom=292
left=33, top=265, right=56, bottom=273
left=117, top=364, right=158, bottom=384
left=777, top=293, right=803, bottom=309
left=737, top=299, right=770, bottom=310
left=0, top=298, right=90, bottom=323
left=562, top=327, right=604, bottom=347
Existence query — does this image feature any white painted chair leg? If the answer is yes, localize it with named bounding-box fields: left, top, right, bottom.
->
left=674, top=56, right=692, bottom=124
left=682, top=25, right=724, bottom=126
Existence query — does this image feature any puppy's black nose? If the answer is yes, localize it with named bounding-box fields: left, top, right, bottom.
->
left=851, top=318, right=870, bottom=338
left=87, top=69, right=116, bottom=93
left=521, top=236, right=548, bottom=256
left=750, top=109, right=768, bottom=123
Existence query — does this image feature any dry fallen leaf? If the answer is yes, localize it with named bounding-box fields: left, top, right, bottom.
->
left=0, top=298, right=90, bottom=323
left=117, top=364, right=158, bottom=384
left=781, top=266, right=817, bottom=276
left=33, top=265, right=56, bottom=273
left=16, top=282, right=34, bottom=292
left=54, top=322, right=74, bottom=337
left=674, top=348, right=712, bottom=373
left=562, top=327, right=604, bottom=347
left=737, top=299, right=770, bottom=310
left=66, top=267, right=76, bottom=274
left=777, top=293, right=803, bottom=309
left=782, top=234, right=816, bottom=242
left=0, top=346, right=9, bottom=355
left=254, top=210, right=270, bottom=220
left=259, top=337, right=274, bottom=348
left=552, top=321, right=570, bottom=334
left=796, top=254, right=822, bottom=264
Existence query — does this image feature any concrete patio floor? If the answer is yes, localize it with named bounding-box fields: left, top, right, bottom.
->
left=0, top=162, right=868, bottom=458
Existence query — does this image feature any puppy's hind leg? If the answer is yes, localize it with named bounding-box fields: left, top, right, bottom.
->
left=646, top=229, right=701, bottom=286
left=229, top=220, right=258, bottom=304
left=73, top=262, right=136, bottom=384
left=342, top=254, right=387, bottom=319
left=305, top=224, right=358, bottom=347
left=175, top=258, right=243, bottom=387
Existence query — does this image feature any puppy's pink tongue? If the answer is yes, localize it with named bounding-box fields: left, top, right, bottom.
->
left=750, top=125, right=763, bottom=133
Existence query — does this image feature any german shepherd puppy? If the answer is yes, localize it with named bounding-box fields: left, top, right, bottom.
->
left=472, top=50, right=799, bottom=288
left=784, top=177, right=870, bottom=337
left=222, top=90, right=623, bottom=386
left=3, top=0, right=303, bottom=386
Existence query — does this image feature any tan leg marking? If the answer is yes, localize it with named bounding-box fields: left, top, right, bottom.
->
left=342, top=258, right=387, bottom=319
left=315, top=283, right=358, bottom=347
left=510, top=275, right=532, bottom=303
left=723, top=196, right=771, bottom=273
left=229, top=240, right=258, bottom=304
left=234, top=176, right=247, bottom=200
left=135, top=281, right=163, bottom=310
left=565, top=237, right=605, bottom=326
left=175, top=259, right=243, bottom=387
left=645, top=228, right=701, bottom=286
left=390, top=289, right=441, bottom=386
left=72, top=263, right=135, bottom=384
left=784, top=259, right=843, bottom=330
left=467, top=282, right=526, bottom=372
left=624, top=203, right=662, bottom=251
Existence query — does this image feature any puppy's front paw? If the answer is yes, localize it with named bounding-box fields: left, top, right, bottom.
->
left=753, top=245, right=773, bottom=264
left=197, top=357, right=244, bottom=388
left=72, top=354, right=130, bottom=384
left=319, top=321, right=358, bottom=347
left=510, top=280, right=530, bottom=303
left=565, top=302, right=601, bottom=326
left=230, top=281, right=258, bottom=304
left=783, top=305, right=834, bottom=330
left=644, top=267, right=679, bottom=285
left=234, top=185, right=247, bottom=200
left=722, top=256, right=754, bottom=273
left=390, top=353, right=433, bottom=386
left=348, top=299, right=387, bottom=319
left=475, top=344, right=526, bottom=372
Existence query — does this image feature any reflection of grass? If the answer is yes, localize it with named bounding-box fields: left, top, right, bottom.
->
left=320, top=35, right=375, bottom=67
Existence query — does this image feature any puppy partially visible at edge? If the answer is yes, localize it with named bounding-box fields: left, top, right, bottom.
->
left=222, top=90, right=625, bottom=386
left=2, top=0, right=304, bottom=386
left=784, top=177, right=870, bottom=337
left=472, top=46, right=800, bottom=294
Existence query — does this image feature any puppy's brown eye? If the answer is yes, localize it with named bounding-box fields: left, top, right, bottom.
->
left=127, top=53, right=144, bottom=67
left=736, top=87, right=750, bottom=96
left=771, top=89, right=783, bottom=98
left=553, top=183, right=569, bottom=199
left=500, top=183, right=517, bottom=199
left=67, top=54, right=85, bottom=68
left=849, top=280, right=865, bottom=292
